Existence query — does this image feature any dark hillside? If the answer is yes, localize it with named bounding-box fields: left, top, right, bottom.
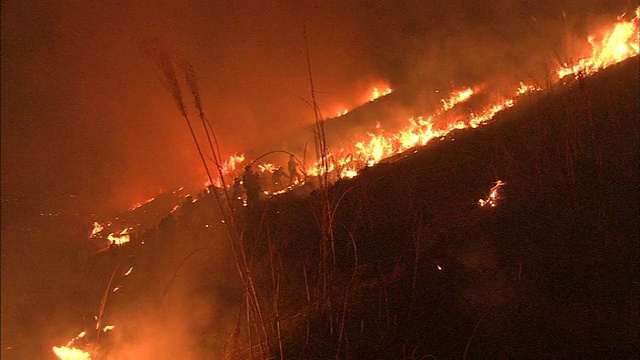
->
left=236, top=57, right=638, bottom=359
left=68, top=57, right=638, bottom=360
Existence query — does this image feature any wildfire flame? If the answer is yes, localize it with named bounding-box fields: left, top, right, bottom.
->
left=441, top=87, right=474, bottom=111
left=258, top=163, right=276, bottom=172
left=221, top=153, right=246, bottom=175
left=89, top=222, right=103, bottom=238
left=106, top=228, right=131, bottom=246
left=478, top=180, right=506, bottom=207
left=52, top=346, right=91, bottom=360
left=370, top=87, right=393, bottom=101
left=128, top=196, right=156, bottom=211
left=56, top=9, right=638, bottom=359
left=557, top=8, right=639, bottom=78
left=336, top=108, right=349, bottom=117
left=52, top=331, right=91, bottom=360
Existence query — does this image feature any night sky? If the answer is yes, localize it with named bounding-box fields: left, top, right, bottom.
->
left=0, top=0, right=633, bottom=357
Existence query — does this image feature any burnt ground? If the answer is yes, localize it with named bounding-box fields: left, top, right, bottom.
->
left=18, top=57, right=637, bottom=360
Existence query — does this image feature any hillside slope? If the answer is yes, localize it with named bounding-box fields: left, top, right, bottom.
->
left=235, top=56, right=639, bottom=359
left=41, top=57, right=638, bottom=360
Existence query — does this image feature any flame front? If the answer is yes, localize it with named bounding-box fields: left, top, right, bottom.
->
left=129, top=197, right=156, bottom=211
left=558, top=9, right=639, bottom=78
left=370, top=87, right=393, bottom=101
left=441, top=87, right=474, bottom=111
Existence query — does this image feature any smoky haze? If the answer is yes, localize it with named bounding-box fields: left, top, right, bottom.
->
left=0, top=0, right=633, bottom=358
left=1, top=0, right=632, bottom=218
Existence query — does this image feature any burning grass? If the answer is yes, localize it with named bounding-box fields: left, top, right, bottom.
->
left=52, top=8, right=638, bottom=360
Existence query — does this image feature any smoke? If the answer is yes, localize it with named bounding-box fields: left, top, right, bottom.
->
left=1, top=0, right=634, bottom=358
left=1, top=0, right=633, bottom=218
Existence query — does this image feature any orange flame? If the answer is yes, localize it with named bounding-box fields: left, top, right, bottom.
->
left=258, top=163, right=276, bottom=172
left=128, top=196, right=156, bottom=211
left=52, top=331, right=91, bottom=360
left=89, top=222, right=103, bottom=238
left=106, top=228, right=131, bottom=246
left=479, top=180, right=506, bottom=207
left=370, top=87, right=393, bottom=101
left=221, top=153, right=246, bottom=175
left=52, top=346, right=91, bottom=360
left=558, top=8, right=639, bottom=78
left=441, top=87, right=474, bottom=111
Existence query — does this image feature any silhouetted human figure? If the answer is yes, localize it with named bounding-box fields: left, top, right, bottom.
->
left=272, top=166, right=289, bottom=191
left=242, top=165, right=261, bottom=208
left=288, top=155, right=301, bottom=185
left=229, top=177, right=244, bottom=212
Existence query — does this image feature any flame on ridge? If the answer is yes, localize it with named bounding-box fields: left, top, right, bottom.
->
left=441, top=87, right=474, bottom=111
left=308, top=9, right=638, bottom=181
left=557, top=8, right=638, bottom=78
left=370, top=87, right=393, bottom=101
left=129, top=197, right=156, bottom=211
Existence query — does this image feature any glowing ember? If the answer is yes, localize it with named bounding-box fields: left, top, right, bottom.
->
left=89, top=222, right=103, bottom=238
left=106, top=228, right=131, bottom=246
left=557, top=8, right=639, bottom=79
left=102, top=325, right=115, bottom=332
left=478, top=180, right=506, bottom=207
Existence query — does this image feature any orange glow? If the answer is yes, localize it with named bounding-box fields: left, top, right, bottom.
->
left=221, top=153, right=245, bottom=175
left=557, top=8, right=639, bottom=78
left=52, top=346, right=91, bottom=360
left=258, top=163, right=276, bottom=172
left=106, top=228, right=131, bottom=246
left=52, top=331, right=91, bottom=360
